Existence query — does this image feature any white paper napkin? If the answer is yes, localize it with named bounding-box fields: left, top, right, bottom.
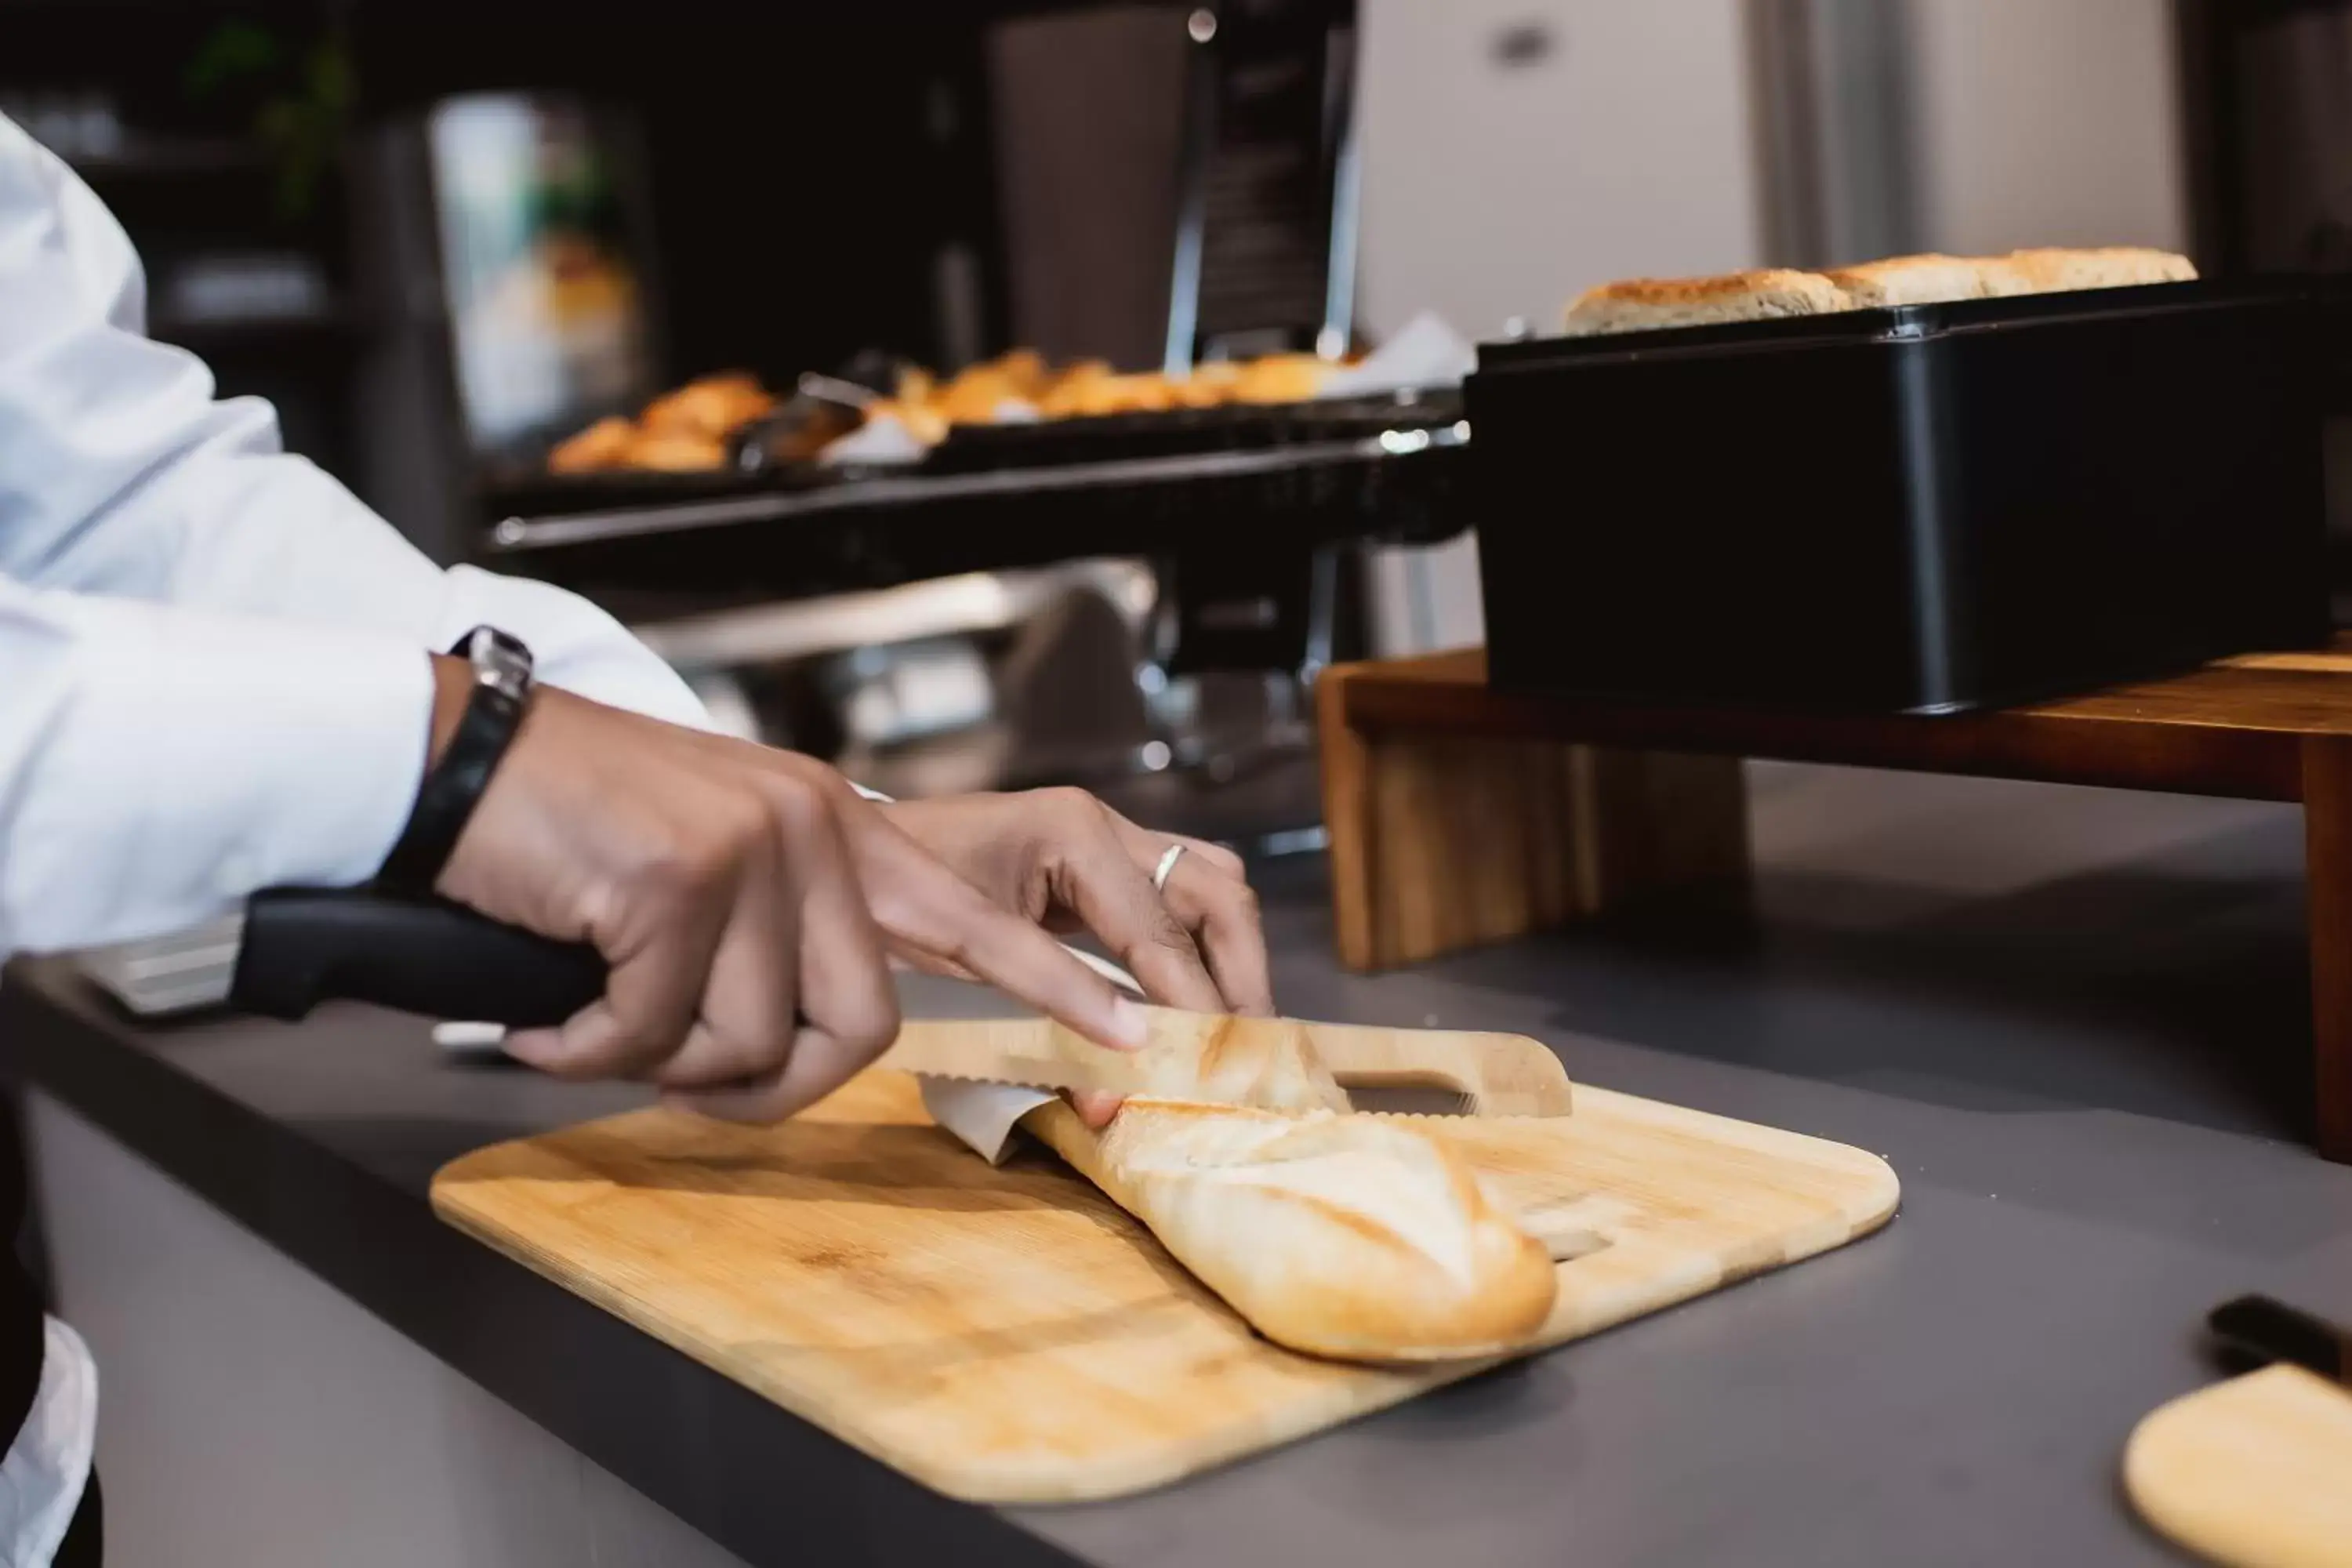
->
left=1319, top=310, right=1478, bottom=397
left=916, top=945, right=1141, bottom=1164
left=817, top=411, right=929, bottom=466
left=918, top=1076, right=1058, bottom=1165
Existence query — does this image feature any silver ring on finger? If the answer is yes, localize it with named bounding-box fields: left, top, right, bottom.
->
left=1151, top=842, right=1188, bottom=893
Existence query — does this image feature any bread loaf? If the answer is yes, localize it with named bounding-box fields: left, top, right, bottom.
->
left=1824, top=252, right=1990, bottom=308
left=547, top=415, right=636, bottom=474
left=1229, top=352, right=1330, bottom=405
left=1129, top=1010, right=1353, bottom=1112
left=1980, top=245, right=2198, bottom=296
left=1024, top=1098, right=1558, bottom=1363
left=1563, top=246, right=2197, bottom=336
left=619, top=430, right=728, bottom=471
left=640, top=372, right=775, bottom=439
left=1562, top=268, right=1847, bottom=336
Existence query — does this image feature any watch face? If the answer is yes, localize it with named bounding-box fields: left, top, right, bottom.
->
left=469, top=626, right=535, bottom=696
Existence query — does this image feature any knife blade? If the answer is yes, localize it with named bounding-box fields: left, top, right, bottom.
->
left=2209, top=1295, right=2352, bottom=1386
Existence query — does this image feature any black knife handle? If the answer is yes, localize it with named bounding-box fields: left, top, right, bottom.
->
left=229, top=887, right=608, bottom=1029
left=2208, top=1294, right=2351, bottom=1383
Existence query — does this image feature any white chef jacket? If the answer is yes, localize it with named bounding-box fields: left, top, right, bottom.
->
left=0, top=113, right=707, bottom=1562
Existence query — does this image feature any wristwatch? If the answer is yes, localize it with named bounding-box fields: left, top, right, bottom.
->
left=376, top=626, right=535, bottom=898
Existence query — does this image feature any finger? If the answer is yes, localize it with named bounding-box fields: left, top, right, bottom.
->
left=1099, top=817, right=1265, bottom=1011
left=1098, top=807, right=1243, bottom=884
left=649, top=811, right=804, bottom=1091
left=665, top=1025, right=853, bottom=1123
left=646, top=1018, right=793, bottom=1094
left=503, top=834, right=735, bottom=1082
left=882, top=942, right=982, bottom=985
left=851, top=814, right=1148, bottom=1051
left=1047, top=817, right=1225, bottom=1014
left=1158, top=851, right=1275, bottom=1016
left=752, top=786, right=900, bottom=1115
left=1068, top=1090, right=1125, bottom=1128
left=499, top=1025, right=568, bottom=1071
left=665, top=794, right=902, bottom=1123
left=1170, top=833, right=1245, bottom=880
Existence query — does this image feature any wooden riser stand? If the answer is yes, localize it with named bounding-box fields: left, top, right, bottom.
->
left=1317, top=725, right=1749, bottom=971
left=1315, top=644, right=2352, bottom=1163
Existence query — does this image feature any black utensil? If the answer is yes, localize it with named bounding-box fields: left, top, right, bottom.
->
left=2208, top=1294, right=2352, bottom=1387
left=227, top=887, right=608, bottom=1029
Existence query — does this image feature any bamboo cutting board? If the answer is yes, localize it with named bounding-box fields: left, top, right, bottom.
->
left=432, top=1069, right=1899, bottom=1504
left=2124, top=1365, right=2352, bottom=1567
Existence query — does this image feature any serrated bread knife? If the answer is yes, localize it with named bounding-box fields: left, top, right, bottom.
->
left=75, top=887, right=1573, bottom=1120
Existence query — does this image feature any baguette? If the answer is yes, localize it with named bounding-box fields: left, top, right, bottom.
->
left=618, top=430, right=728, bottom=471
left=1980, top=245, right=2198, bottom=296
left=1562, top=267, right=1847, bottom=336
left=640, top=372, right=775, bottom=439
left=1131, top=1011, right=1352, bottom=1112
left=1563, top=246, right=2197, bottom=336
left=1229, top=352, right=1330, bottom=405
left=547, top=415, right=636, bottom=474
left=1024, top=1098, right=1558, bottom=1363
left=1824, top=252, right=1989, bottom=308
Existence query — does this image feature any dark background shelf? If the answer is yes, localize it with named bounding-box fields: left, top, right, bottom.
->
left=485, top=437, right=1468, bottom=608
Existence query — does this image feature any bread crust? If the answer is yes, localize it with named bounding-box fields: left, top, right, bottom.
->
left=1563, top=268, right=1846, bottom=336
left=1563, top=247, right=2197, bottom=336
left=619, top=430, right=728, bottom=471
left=1980, top=245, right=2199, bottom=296
left=1824, top=252, right=1989, bottom=308
left=1129, top=1011, right=1351, bottom=1112
left=640, top=372, right=775, bottom=438
left=547, top=415, right=636, bottom=474
left=1026, top=1098, right=1558, bottom=1363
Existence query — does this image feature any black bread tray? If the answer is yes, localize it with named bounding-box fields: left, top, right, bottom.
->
left=1465, top=280, right=2332, bottom=714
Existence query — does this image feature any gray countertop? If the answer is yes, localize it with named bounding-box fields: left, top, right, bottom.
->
left=10, top=760, right=2352, bottom=1566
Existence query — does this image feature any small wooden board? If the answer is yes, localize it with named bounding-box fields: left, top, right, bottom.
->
left=2125, top=1364, right=2352, bottom=1567
left=432, top=1070, right=1898, bottom=1504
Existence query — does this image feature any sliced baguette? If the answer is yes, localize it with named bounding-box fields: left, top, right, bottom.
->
left=1824, top=252, right=1990, bottom=308
left=1024, top=1098, right=1559, bottom=1363
left=1561, top=267, right=1847, bottom=336
left=1980, top=245, right=2198, bottom=296
left=1563, top=247, right=2196, bottom=337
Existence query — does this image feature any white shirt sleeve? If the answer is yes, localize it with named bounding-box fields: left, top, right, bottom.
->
left=0, top=111, right=705, bottom=723
left=0, top=113, right=708, bottom=954
left=0, top=579, right=435, bottom=954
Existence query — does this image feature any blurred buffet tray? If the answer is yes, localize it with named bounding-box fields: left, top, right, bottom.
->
left=920, top=390, right=1464, bottom=472
left=477, top=403, right=1470, bottom=602
left=478, top=463, right=839, bottom=522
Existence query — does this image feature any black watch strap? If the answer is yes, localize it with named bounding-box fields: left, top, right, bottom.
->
left=376, top=626, right=535, bottom=898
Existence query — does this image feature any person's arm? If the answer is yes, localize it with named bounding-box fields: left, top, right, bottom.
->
left=0, top=579, right=1147, bottom=1123
left=0, top=112, right=1269, bottom=1079
left=0, top=575, right=435, bottom=953
left=0, top=114, right=702, bottom=728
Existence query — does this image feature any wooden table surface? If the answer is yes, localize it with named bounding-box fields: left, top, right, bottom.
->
left=1329, top=642, right=2352, bottom=802
left=1316, top=639, right=2352, bottom=1161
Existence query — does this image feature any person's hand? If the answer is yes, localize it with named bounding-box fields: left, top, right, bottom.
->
left=878, top=789, right=1272, bottom=1017
left=877, top=789, right=1273, bottom=1128
left=707, top=771, right=1272, bottom=1126
left=430, top=662, right=1146, bottom=1123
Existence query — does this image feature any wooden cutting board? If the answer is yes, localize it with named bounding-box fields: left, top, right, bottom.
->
left=432, top=1069, right=1898, bottom=1504
left=2124, top=1364, right=2352, bottom=1567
